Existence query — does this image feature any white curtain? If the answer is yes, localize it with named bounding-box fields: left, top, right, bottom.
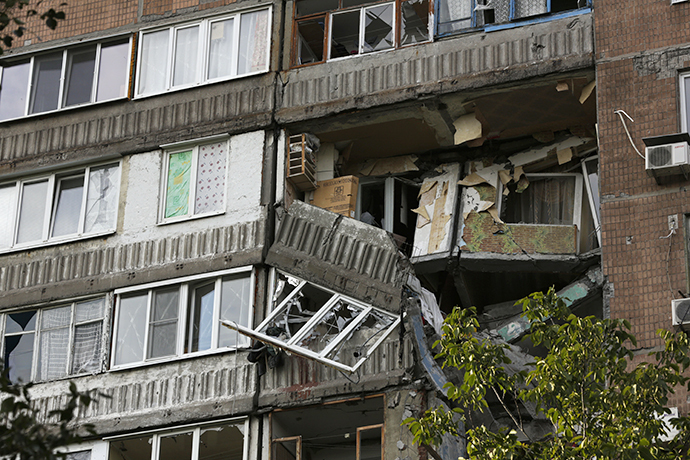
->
left=138, top=29, right=169, bottom=95
left=238, top=10, right=269, bottom=75
left=173, top=25, right=199, bottom=87
left=511, top=177, right=576, bottom=225
left=208, top=19, right=235, bottom=79
left=0, top=185, right=16, bottom=248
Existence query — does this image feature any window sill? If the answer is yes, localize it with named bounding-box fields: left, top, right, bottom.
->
left=0, top=229, right=116, bottom=256
left=0, top=96, right=129, bottom=125
left=109, top=344, right=251, bottom=373
left=157, top=209, right=226, bottom=226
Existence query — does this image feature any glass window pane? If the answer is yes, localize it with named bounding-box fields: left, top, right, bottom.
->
left=4, top=333, right=34, bottom=383
left=159, top=432, right=193, bottom=460
left=514, top=0, right=548, bottom=19
left=173, top=26, right=199, bottom=87
left=29, top=52, right=62, bottom=114
left=296, top=300, right=364, bottom=355
left=71, top=321, right=102, bottom=375
left=37, top=326, right=69, bottom=381
left=188, top=282, right=215, bottom=353
left=200, top=423, right=245, bottom=460
left=16, top=180, right=48, bottom=245
left=75, top=298, right=105, bottom=323
left=208, top=19, right=234, bottom=80
left=63, top=46, right=96, bottom=107
left=437, top=0, right=472, bottom=35
left=194, top=142, right=227, bottom=215
left=114, top=294, right=148, bottom=366
left=148, top=287, right=179, bottom=359
left=326, top=309, right=395, bottom=368
left=138, top=29, right=170, bottom=95
left=295, top=0, right=338, bottom=17
left=238, top=9, right=269, bottom=75
left=6, top=311, right=37, bottom=334
left=165, top=151, right=192, bottom=219
left=401, top=0, right=429, bottom=45
left=0, top=184, right=17, bottom=249
left=41, top=305, right=71, bottom=329
left=84, top=163, right=119, bottom=234
left=363, top=4, right=394, bottom=53
left=0, top=61, right=30, bottom=120
left=96, top=40, right=130, bottom=101
left=295, top=18, right=325, bottom=65
left=52, top=175, right=85, bottom=238
left=331, top=11, right=361, bottom=59
left=261, top=283, right=334, bottom=339
left=219, top=274, right=251, bottom=348
left=109, top=435, right=152, bottom=460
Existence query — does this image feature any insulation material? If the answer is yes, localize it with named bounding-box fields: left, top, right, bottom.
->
left=508, top=135, right=594, bottom=168
left=557, top=147, right=573, bottom=165
left=453, top=113, right=483, bottom=145
left=498, top=169, right=512, bottom=186
left=359, top=155, right=418, bottom=176
left=412, top=164, right=460, bottom=257
left=407, top=276, right=444, bottom=335
left=457, top=172, right=488, bottom=186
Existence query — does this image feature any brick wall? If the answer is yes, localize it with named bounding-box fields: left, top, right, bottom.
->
left=596, top=0, right=690, bottom=414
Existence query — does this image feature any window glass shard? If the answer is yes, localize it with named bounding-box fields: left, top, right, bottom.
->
left=0, top=61, right=30, bottom=121
left=400, top=0, right=429, bottom=45
left=208, top=19, right=235, bottom=80
left=52, top=175, right=85, bottom=238
left=85, top=163, right=119, bottom=234
left=363, top=4, right=394, bottom=53
left=295, top=300, right=364, bottom=354
left=4, top=311, right=36, bottom=383
left=17, top=180, right=48, bottom=244
left=165, top=150, right=193, bottom=218
left=260, top=283, right=334, bottom=339
left=219, top=274, right=251, bottom=348
left=199, top=422, right=245, bottom=460
left=63, top=46, right=97, bottom=107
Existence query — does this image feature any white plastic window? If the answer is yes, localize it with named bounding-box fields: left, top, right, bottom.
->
left=223, top=271, right=400, bottom=374
left=112, top=268, right=254, bottom=368
left=160, top=139, right=228, bottom=223
left=136, top=7, right=271, bottom=97
left=680, top=73, right=690, bottom=134
left=0, top=162, right=120, bottom=252
left=0, top=38, right=131, bottom=122
left=1, top=297, right=107, bottom=383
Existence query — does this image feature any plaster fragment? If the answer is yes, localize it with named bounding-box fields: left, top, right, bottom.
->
left=579, top=80, right=596, bottom=104
left=458, top=172, right=489, bottom=186
left=513, top=165, right=524, bottom=182
left=453, top=113, right=483, bottom=145
left=557, top=148, right=573, bottom=165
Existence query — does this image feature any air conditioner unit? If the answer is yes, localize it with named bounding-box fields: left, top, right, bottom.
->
left=671, top=298, right=690, bottom=325
left=643, top=133, right=690, bottom=180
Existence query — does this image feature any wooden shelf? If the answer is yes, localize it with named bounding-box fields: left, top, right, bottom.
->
left=287, top=134, right=317, bottom=192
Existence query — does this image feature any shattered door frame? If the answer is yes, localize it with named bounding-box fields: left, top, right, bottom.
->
left=222, top=271, right=401, bottom=374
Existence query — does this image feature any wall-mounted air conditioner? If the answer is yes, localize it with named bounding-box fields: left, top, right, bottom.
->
left=642, top=133, right=690, bottom=181
left=671, top=298, right=690, bottom=326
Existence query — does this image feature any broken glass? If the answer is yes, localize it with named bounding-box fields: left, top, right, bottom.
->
left=400, top=0, right=429, bottom=46
left=199, top=422, right=245, bottom=460
left=296, top=18, right=326, bottom=65
left=295, top=0, right=338, bottom=17
left=219, top=274, right=252, bottom=348
left=295, top=301, right=364, bottom=354
left=148, top=287, right=180, bottom=359
left=363, top=3, right=394, bottom=53
left=326, top=309, right=395, bottom=369
left=4, top=311, right=36, bottom=383
left=52, top=175, right=85, bottom=238
left=260, top=282, right=334, bottom=339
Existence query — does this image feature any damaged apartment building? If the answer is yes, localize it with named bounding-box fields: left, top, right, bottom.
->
left=0, top=0, right=600, bottom=458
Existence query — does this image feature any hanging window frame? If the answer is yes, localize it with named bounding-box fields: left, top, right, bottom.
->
left=111, top=267, right=254, bottom=370
left=0, top=36, right=132, bottom=122
left=104, top=417, right=249, bottom=460
left=0, top=160, right=122, bottom=254
left=135, top=6, right=272, bottom=98
left=0, top=295, right=110, bottom=383
left=291, top=0, right=433, bottom=68
left=222, top=270, right=401, bottom=374
left=434, top=0, right=592, bottom=37
left=158, top=135, right=230, bottom=224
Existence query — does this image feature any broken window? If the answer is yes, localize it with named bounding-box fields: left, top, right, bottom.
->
left=292, top=0, right=430, bottom=67
left=161, top=139, right=228, bottom=222
left=0, top=162, right=121, bottom=252
left=271, top=396, right=383, bottom=460
left=112, top=268, right=253, bottom=368
left=437, top=0, right=588, bottom=35
left=0, top=38, right=130, bottom=121
left=1, top=297, right=107, bottom=383
left=136, top=8, right=270, bottom=97
left=500, top=173, right=583, bottom=227
left=222, top=272, right=400, bottom=374
left=107, top=418, right=248, bottom=460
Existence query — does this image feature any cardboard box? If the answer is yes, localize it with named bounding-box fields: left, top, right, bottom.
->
left=311, top=176, right=359, bottom=218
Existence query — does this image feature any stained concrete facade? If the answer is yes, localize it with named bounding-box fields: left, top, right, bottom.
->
left=0, top=0, right=603, bottom=458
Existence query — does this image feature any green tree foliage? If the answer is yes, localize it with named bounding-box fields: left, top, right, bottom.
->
left=0, top=367, right=96, bottom=460
left=406, top=288, right=690, bottom=459
left=0, top=0, right=65, bottom=51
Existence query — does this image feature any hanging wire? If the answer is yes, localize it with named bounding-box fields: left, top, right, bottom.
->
left=613, top=109, right=646, bottom=160
left=660, top=227, right=678, bottom=300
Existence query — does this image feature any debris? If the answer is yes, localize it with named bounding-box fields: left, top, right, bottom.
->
left=557, top=147, right=573, bottom=165
left=579, top=80, right=596, bottom=104
left=453, top=113, right=483, bottom=145
left=360, top=155, right=419, bottom=176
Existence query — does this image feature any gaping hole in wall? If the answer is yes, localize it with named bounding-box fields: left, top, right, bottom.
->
left=271, top=397, right=383, bottom=460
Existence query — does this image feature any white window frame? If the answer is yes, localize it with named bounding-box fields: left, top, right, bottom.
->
left=57, top=441, right=109, bottom=460
left=134, top=6, right=272, bottom=98
left=328, top=2, right=397, bottom=60
left=680, top=72, right=690, bottom=134
left=111, top=267, right=254, bottom=370
left=0, top=160, right=121, bottom=254
left=158, top=135, right=230, bottom=224
left=0, top=295, right=109, bottom=383
left=223, top=270, right=401, bottom=374
left=0, top=36, right=132, bottom=122
left=581, top=156, right=601, bottom=246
